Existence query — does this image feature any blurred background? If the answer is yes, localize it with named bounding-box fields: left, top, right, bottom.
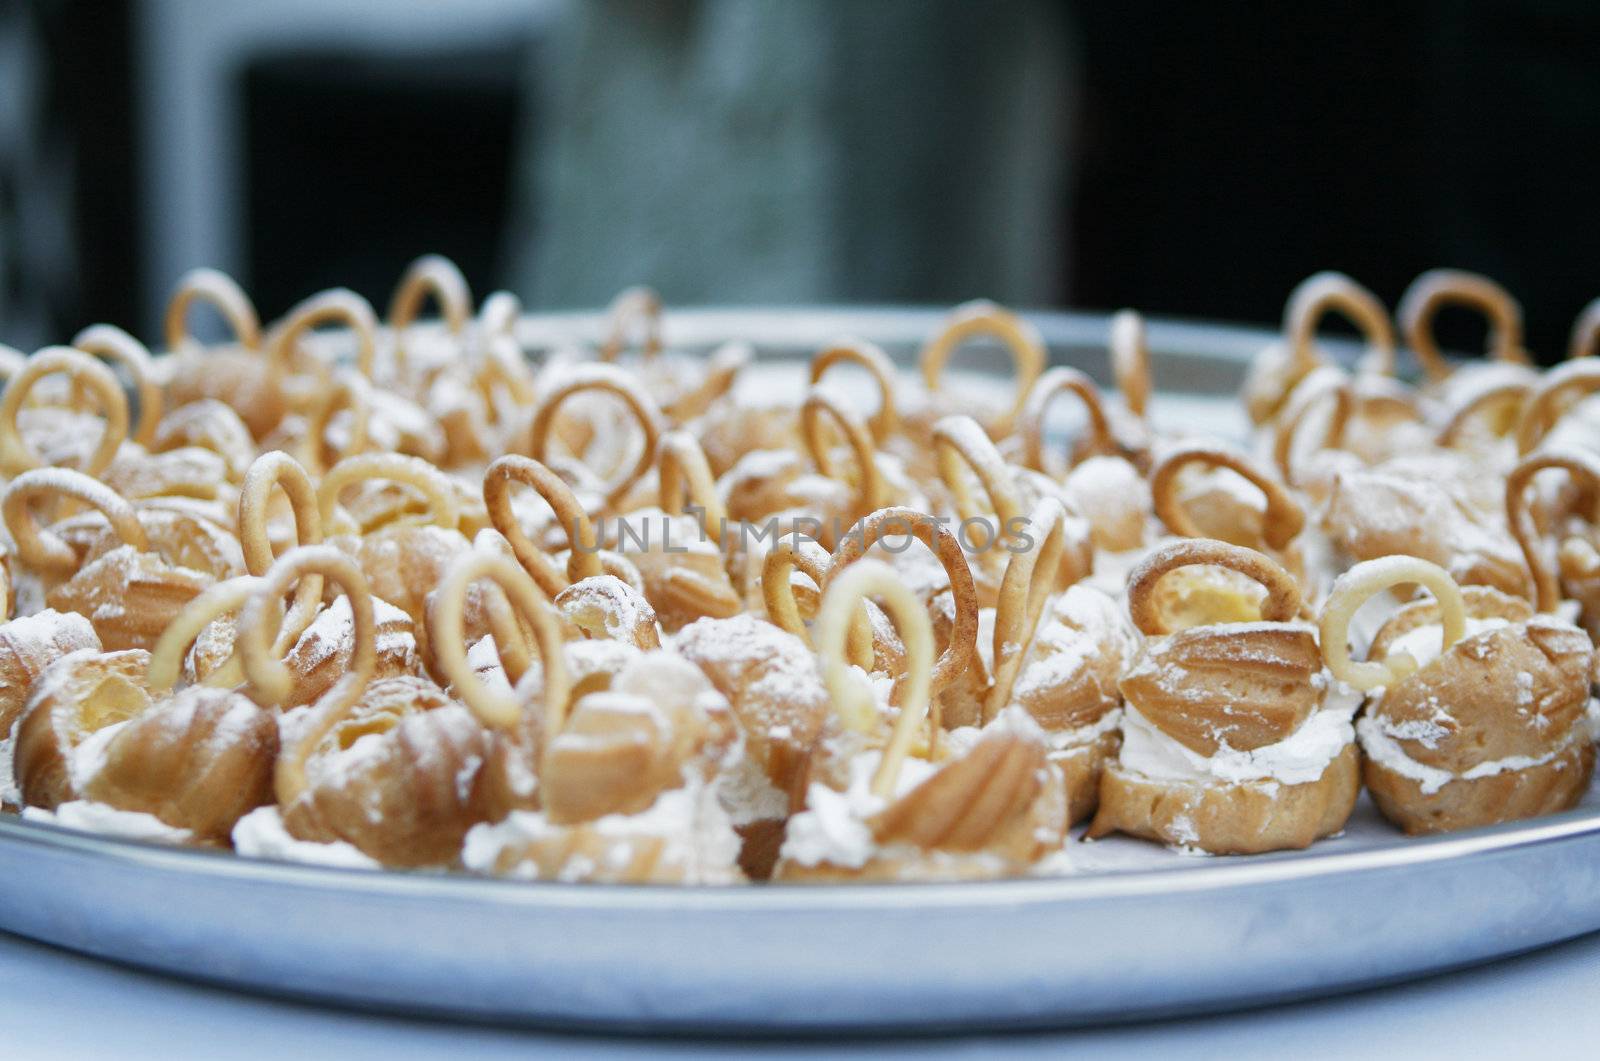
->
left=1, top=0, right=1596, bottom=359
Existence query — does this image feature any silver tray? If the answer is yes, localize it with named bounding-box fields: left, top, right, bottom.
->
left=3, top=307, right=1596, bottom=1033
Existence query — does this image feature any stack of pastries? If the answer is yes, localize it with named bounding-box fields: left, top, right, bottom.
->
left=2, top=260, right=1599, bottom=884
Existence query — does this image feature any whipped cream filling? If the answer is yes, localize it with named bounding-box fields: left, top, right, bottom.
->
left=1118, top=678, right=1361, bottom=788
left=231, top=806, right=381, bottom=869
left=1043, top=708, right=1123, bottom=754
left=23, top=800, right=194, bottom=845
left=1380, top=616, right=1510, bottom=675
left=715, top=744, right=791, bottom=826
left=0, top=722, right=19, bottom=807
left=1356, top=713, right=1582, bottom=796
left=461, top=781, right=742, bottom=884
left=779, top=749, right=940, bottom=870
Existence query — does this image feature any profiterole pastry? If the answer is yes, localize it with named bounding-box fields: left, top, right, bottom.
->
left=1087, top=539, right=1361, bottom=854
left=1323, top=555, right=1595, bottom=834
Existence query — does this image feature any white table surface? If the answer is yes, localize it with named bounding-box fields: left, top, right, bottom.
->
left=3, top=927, right=1597, bottom=1059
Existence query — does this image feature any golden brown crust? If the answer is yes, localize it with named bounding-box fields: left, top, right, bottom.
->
left=1119, top=624, right=1323, bottom=755
left=14, top=649, right=153, bottom=810
left=81, top=686, right=276, bottom=842
left=1364, top=737, right=1593, bottom=835
left=0, top=610, right=100, bottom=736
left=283, top=695, right=492, bottom=867
left=1052, top=727, right=1120, bottom=826
left=1371, top=617, right=1592, bottom=771
left=1086, top=743, right=1360, bottom=854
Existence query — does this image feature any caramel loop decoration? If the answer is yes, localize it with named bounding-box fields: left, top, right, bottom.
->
left=1318, top=555, right=1467, bottom=691
left=598, top=286, right=663, bottom=362
left=527, top=363, right=663, bottom=511
left=798, top=387, right=886, bottom=517
left=1127, top=539, right=1301, bottom=638
left=2, top=467, right=149, bottom=576
left=1514, top=359, right=1600, bottom=455
left=163, top=268, right=262, bottom=354
left=658, top=429, right=728, bottom=537
left=478, top=290, right=521, bottom=343
left=1568, top=296, right=1600, bottom=361
left=483, top=454, right=603, bottom=597
left=72, top=324, right=163, bottom=448
left=269, top=288, right=379, bottom=381
left=1018, top=366, right=1119, bottom=474
left=302, top=369, right=373, bottom=473
left=237, top=547, right=375, bottom=808
left=918, top=300, right=1046, bottom=435
left=317, top=452, right=461, bottom=533
left=932, top=414, right=1022, bottom=531
left=761, top=536, right=874, bottom=668
left=1271, top=371, right=1352, bottom=486
left=809, top=338, right=900, bottom=443
left=1435, top=379, right=1533, bottom=448
left=830, top=506, right=980, bottom=713
left=146, top=575, right=263, bottom=694
left=429, top=550, right=570, bottom=733
left=0, top=347, right=131, bottom=478
left=984, top=497, right=1071, bottom=721
left=1398, top=269, right=1527, bottom=383
left=1285, top=271, right=1397, bottom=377
left=815, top=558, right=935, bottom=798
left=1505, top=448, right=1600, bottom=613
left=1110, top=309, right=1151, bottom=419
left=1150, top=443, right=1305, bottom=551
left=238, top=451, right=324, bottom=653
left=387, top=254, right=472, bottom=375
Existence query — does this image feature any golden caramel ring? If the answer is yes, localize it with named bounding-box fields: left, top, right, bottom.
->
left=72, top=324, right=163, bottom=448
left=598, top=286, right=663, bottom=362
left=799, top=387, right=885, bottom=518
left=1127, top=538, right=1301, bottom=637
left=1399, top=268, right=1526, bottom=383
left=1505, top=448, right=1600, bottom=613
left=1285, top=271, right=1396, bottom=377
left=984, top=497, right=1072, bottom=720
left=1110, top=309, right=1151, bottom=419
left=932, top=414, right=1023, bottom=528
left=387, top=253, right=471, bottom=374
left=528, top=363, right=663, bottom=511
left=1436, top=379, right=1532, bottom=448
left=809, top=338, right=900, bottom=443
left=658, top=430, right=727, bottom=534
left=163, top=268, right=262, bottom=354
left=429, top=549, right=570, bottom=732
left=760, top=535, right=873, bottom=668
left=830, top=505, right=980, bottom=708
left=238, top=451, right=324, bottom=652
left=1272, top=370, right=1351, bottom=485
left=302, top=369, right=373, bottom=473
left=0, top=346, right=130, bottom=478
left=1318, top=555, right=1466, bottom=691
left=1018, top=366, right=1118, bottom=474
left=478, top=290, right=521, bottom=342
left=483, top=454, right=603, bottom=597
left=919, top=300, right=1045, bottom=435
left=269, top=288, right=379, bottom=380
left=318, top=451, right=461, bottom=532
left=146, top=574, right=262, bottom=693
left=1515, top=359, right=1600, bottom=455
left=1568, top=296, right=1600, bottom=361
left=1150, top=443, right=1305, bottom=551
left=238, top=546, right=377, bottom=806
left=3, top=467, right=149, bottom=576
left=815, top=558, right=935, bottom=798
